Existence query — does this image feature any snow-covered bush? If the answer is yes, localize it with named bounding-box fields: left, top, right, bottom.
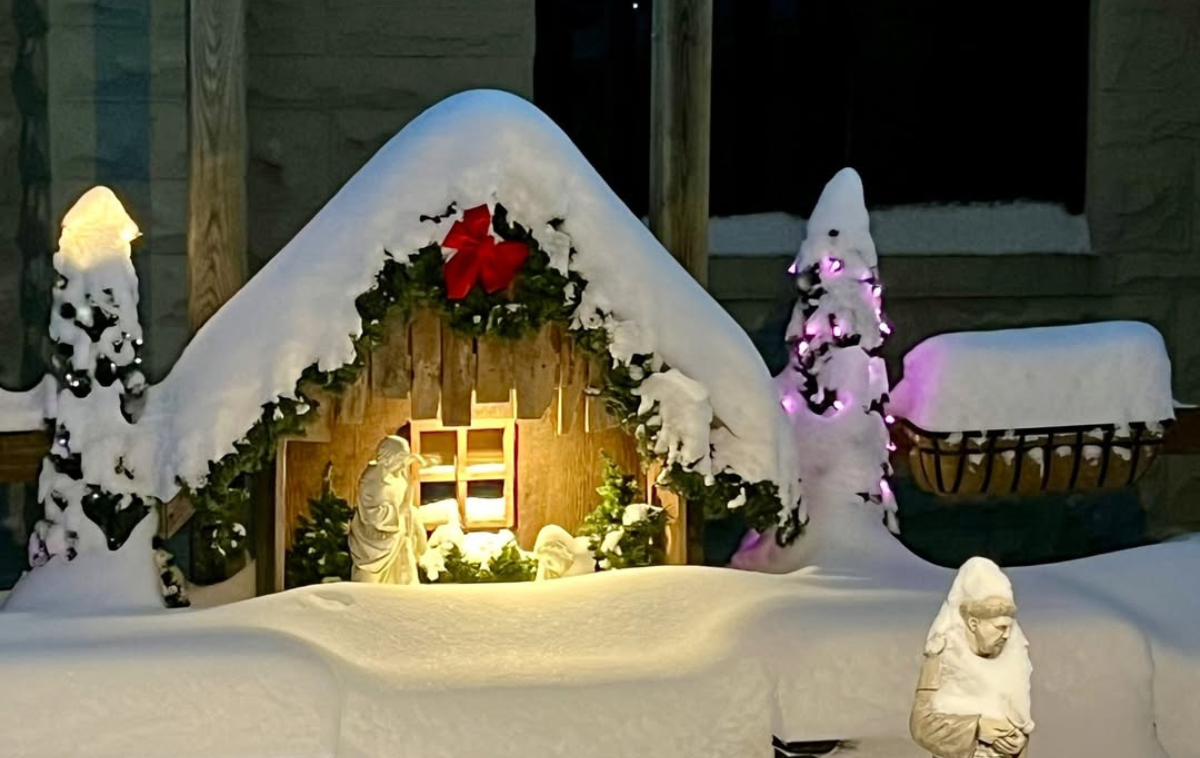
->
left=285, top=464, right=353, bottom=588
left=580, top=454, right=668, bottom=569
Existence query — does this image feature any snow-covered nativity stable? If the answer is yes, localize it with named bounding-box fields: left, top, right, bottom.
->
left=4, top=89, right=805, bottom=601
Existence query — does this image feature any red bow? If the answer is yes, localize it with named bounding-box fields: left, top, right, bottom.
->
left=441, top=205, right=529, bottom=300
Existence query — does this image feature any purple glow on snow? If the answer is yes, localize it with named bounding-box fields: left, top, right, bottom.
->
left=797, top=341, right=810, bottom=355
left=806, top=322, right=819, bottom=337
left=832, top=400, right=845, bottom=411
left=880, top=322, right=892, bottom=335
left=885, top=414, right=895, bottom=425
left=787, top=261, right=798, bottom=275
left=887, top=440, right=897, bottom=452
left=781, top=395, right=798, bottom=414
left=738, top=529, right=764, bottom=552
left=823, top=257, right=844, bottom=275
left=872, top=285, right=882, bottom=298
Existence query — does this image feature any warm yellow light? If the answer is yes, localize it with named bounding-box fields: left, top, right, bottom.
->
left=464, top=496, right=506, bottom=525
left=59, top=186, right=141, bottom=248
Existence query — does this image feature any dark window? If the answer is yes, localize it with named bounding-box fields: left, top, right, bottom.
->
left=534, top=1, right=1089, bottom=216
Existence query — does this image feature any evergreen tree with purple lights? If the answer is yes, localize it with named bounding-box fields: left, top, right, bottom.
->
left=777, top=168, right=898, bottom=533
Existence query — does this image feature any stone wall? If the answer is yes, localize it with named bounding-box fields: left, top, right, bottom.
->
left=44, top=0, right=189, bottom=381
left=246, top=0, right=535, bottom=270
left=24, top=0, right=536, bottom=382
left=1089, top=0, right=1200, bottom=533
left=0, top=0, right=28, bottom=389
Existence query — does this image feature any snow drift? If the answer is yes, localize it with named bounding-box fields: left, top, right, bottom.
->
left=1, top=536, right=1198, bottom=758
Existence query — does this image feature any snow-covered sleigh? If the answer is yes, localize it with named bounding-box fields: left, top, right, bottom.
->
left=890, top=322, right=1174, bottom=497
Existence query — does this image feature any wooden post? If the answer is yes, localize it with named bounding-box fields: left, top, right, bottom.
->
left=188, top=0, right=249, bottom=332
left=650, top=0, right=712, bottom=564
left=650, top=0, right=712, bottom=288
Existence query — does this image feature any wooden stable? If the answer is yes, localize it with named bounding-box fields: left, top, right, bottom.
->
left=269, top=309, right=686, bottom=591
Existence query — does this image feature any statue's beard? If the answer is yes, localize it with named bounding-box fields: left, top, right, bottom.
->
left=971, top=637, right=1007, bottom=658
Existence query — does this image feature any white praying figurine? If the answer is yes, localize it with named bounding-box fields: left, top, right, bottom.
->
left=911, top=557, right=1034, bottom=758
left=348, top=436, right=428, bottom=585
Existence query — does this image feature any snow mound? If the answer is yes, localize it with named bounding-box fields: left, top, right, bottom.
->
left=890, top=321, right=1174, bottom=431
left=1, top=538, right=1199, bottom=758
left=2, top=511, right=162, bottom=614
left=0, top=375, right=55, bottom=433
left=98, top=89, right=798, bottom=514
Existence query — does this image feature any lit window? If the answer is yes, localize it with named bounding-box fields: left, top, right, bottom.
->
left=410, top=418, right=515, bottom=531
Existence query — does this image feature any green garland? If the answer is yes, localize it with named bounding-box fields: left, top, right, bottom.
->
left=185, top=202, right=800, bottom=563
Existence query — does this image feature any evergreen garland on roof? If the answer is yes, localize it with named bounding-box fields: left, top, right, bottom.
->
left=186, top=202, right=802, bottom=565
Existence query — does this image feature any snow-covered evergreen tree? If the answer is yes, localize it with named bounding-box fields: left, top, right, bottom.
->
left=777, top=168, right=896, bottom=532
left=29, top=187, right=151, bottom=567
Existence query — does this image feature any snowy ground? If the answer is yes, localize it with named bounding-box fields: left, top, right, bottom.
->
left=1, top=528, right=1197, bottom=758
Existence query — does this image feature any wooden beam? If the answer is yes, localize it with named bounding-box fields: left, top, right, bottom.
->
left=272, top=440, right=288, bottom=593
left=0, top=430, right=49, bottom=483
left=650, top=0, right=712, bottom=564
left=252, top=462, right=276, bottom=596
left=440, top=324, right=475, bottom=427
left=334, top=363, right=370, bottom=425
left=514, top=325, right=559, bottom=420
left=649, top=0, right=712, bottom=287
left=410, top=310, right=443, bottom=420
left=585, top=356, right=619, bottom=433
left=1163, top=408, right=1200, bottom=454
left=188, top=0, right=248, bottom=332
left=556, top=338, right=588, bottom=435
left=370, top=312, right=412, bottom=398
left=160, top=493, right=196, bottom=540
left=475, top=334, right=514, bottom=404
left=649, top=461, right=687, bottom=565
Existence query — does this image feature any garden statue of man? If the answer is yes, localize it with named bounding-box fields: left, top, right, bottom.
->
left=911, top=557, right=1034, bottom=758
left=349, top=436, right=427, bottom=585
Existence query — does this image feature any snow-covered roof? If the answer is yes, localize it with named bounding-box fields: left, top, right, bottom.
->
left=94, top=90, right=799, bottom=508
left=890, top=321, right=1175, bottom=432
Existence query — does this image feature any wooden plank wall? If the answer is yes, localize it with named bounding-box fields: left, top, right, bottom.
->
left=276, top=311, right=646, bottom=561
left=280, top=391, right=641, bottom=555
left=375, top=310, right=605, bottom=433
left=514, top=401, right=640, bottom=549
